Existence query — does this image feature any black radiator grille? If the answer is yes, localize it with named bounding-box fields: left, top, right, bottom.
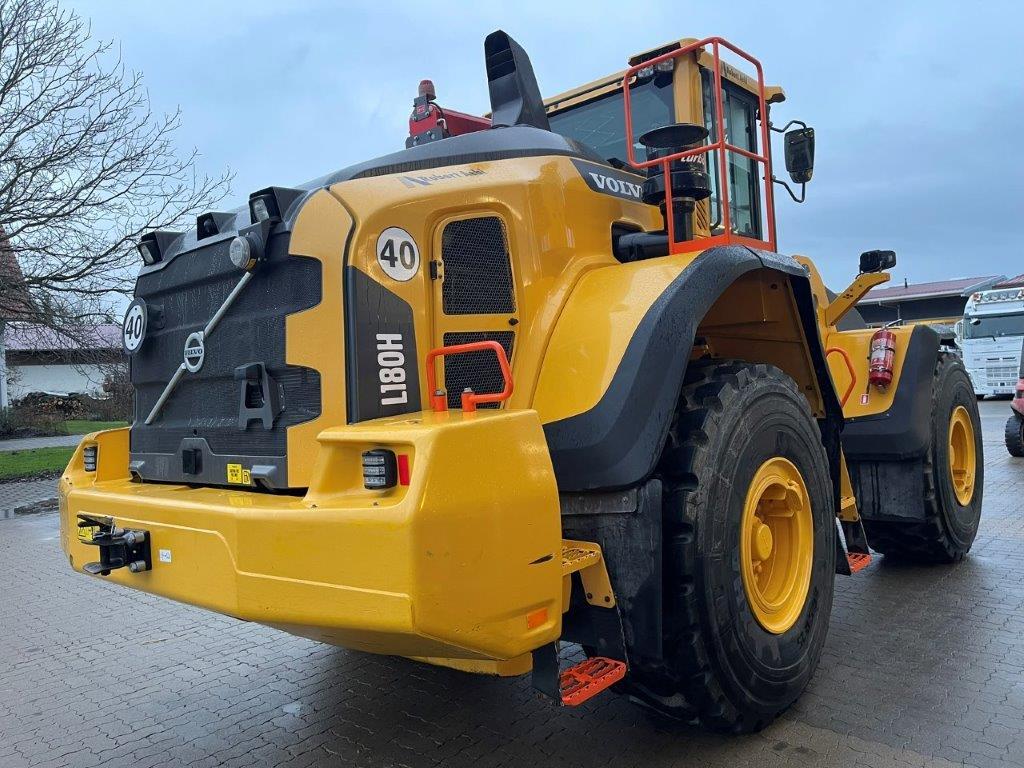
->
left=442, top=331, right=514, bottom=409
left=130, top=233, right=321, bottom=459
left=441, top=216, right=515, bottom=315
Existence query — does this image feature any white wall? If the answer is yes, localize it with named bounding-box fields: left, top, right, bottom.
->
left=5, top=363, right=107, bottom=401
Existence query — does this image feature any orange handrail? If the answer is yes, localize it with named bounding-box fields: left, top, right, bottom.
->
left=425, top=341, right=513, bottom=413
left=825, top=347, right=857, bottom=407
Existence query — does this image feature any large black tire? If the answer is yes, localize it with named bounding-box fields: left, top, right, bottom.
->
left=627, top=360, right=835, bottom=733
left=1007, top=412, right=1024, bottom=457
left=863, top=353, right=984, bottom=562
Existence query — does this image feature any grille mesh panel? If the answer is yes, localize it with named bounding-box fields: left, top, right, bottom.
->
left=441, top=217, right=515, bottom=315
left=129, top=234, right=321, bottom=459
left=442, top=331, right=514, bottom=409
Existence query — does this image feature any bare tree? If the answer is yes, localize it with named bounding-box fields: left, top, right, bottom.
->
left=0, top=0, right=231, bottom=331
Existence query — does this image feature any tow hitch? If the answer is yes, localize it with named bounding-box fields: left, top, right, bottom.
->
left=77, top=515, right=152, bottom=576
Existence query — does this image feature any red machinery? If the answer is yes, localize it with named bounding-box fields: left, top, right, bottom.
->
left=407, top=79, right=490, bottom=147
left=1006, top=340, right=1024, bottom=456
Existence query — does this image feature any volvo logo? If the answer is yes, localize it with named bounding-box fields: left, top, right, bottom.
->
left=183, top=331, right=206, bottom=373
left=588, top=172, right=643, bottom=199
left=571, top=159, right=646, bottom=202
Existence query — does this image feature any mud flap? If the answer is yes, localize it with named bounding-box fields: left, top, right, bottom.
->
left=559, top=479, right=663, bottom=662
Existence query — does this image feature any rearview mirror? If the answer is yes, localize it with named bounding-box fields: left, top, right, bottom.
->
left=859, top=249, right=897, bottom=274
left=784, top=126, right=815, bottom=183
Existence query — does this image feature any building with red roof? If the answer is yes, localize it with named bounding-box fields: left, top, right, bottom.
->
left=0, top=228, right=35, bottom=408
left=994, top=274, right=1024, bottom=289
left=3, top=323, right=121, bottom=406
left=856, top=275, right=1004, bottom=330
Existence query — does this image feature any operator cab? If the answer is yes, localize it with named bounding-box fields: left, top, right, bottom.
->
left=404, top=34, right=814, bottom=255
left=544, top=39, right=809, bottom=249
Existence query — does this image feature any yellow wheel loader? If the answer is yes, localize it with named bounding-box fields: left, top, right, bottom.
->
left=60, top=30, right=984, bottom=732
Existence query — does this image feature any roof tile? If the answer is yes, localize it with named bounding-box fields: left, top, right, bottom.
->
left=862, top=275, right=1002, bottom=302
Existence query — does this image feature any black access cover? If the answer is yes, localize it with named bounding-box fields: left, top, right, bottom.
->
left=128, top=221, right=322, bottom=489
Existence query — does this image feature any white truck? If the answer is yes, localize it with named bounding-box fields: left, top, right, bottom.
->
left=959, top=287, right=1024, bottom=397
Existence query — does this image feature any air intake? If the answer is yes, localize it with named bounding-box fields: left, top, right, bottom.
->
left=485, top=30, right=550, bottom=131
left=441, top=217, right=515, bottom=315
left=442, top=331, right=515, bottom=410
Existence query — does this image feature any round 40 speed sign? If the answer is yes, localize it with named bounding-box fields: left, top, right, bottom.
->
left=376, top=227, right=420, bottom=282
left=122, top=297, right=148, bottom=355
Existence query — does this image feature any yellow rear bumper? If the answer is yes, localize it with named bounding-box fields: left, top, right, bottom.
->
left=59, top=411, right=562, bottom=662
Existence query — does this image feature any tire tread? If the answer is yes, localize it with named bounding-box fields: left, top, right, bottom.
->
left=629, top=359, right=829, bottom=733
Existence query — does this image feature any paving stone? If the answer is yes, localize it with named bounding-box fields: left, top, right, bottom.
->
left=0, top=401, right=1021, bottom=767
left=0, top=477, right=60, bottom=517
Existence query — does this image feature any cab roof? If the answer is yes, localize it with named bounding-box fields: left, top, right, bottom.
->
left=543, top=37, right=785, bottom=115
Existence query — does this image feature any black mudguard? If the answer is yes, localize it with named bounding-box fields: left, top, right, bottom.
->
left=543, top=245, right=843, bottom=494
left=560, top=481, right=663, bottom=663
left=844, top=325, right=942, bottom=524
left=842, top=325, right=940, bottom=461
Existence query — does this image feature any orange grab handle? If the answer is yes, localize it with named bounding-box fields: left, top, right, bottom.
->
left=825, top=347, right=857, bottom=407
left=425, top=341, right=513, bottom=413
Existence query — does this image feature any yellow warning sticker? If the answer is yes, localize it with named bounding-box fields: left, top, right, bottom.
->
left=226, top=463, right=243, bottom=484
left=242, top=469, right=252, bottom=485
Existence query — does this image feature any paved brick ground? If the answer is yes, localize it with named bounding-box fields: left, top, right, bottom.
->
left=0, top=478, right=60, bottom=519
left=0, top=402, right=1021, bottom=768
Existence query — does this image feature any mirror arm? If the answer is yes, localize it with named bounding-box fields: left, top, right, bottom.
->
left=769, top=119, right=807, bottom=134
left=825, top=272, right=890, bottom=327
left=772, top=176, right=806, bottom=203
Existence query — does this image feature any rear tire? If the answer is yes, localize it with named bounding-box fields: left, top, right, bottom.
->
left=1007, top=413, right=1024, bottom=457
left=863, top=353, right=983, bottom=562
left=628, top=360, right=834, bottom=733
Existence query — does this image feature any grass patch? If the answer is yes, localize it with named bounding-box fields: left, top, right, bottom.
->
left=63, top=420, right=128, bottom=435
left=0, top=446, right=76, bottom=482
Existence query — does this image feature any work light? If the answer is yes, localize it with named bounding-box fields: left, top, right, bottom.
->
left=83, top=445, right=98, bottom=472
left=248, top=191, right=280, bottom=224
left=362, top=449, right=397, bottom=490
left=251, top=197, right=271, bottom=223
left=229, top=235, right=257, bottom=271
left=138, top=239, right=160, bottom=266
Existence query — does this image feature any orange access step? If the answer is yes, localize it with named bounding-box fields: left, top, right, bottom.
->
left=559, top=657, right=627, bottom=706
left=847, top=552, right=872, bottom=573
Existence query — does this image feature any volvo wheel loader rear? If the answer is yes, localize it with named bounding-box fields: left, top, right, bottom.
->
left=60, top=31, right=984, bottom=732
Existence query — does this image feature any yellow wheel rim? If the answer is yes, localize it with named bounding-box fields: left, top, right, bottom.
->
left=740, top=457, right=814, bottom=635
left=948, top=405, right=977, bottom=506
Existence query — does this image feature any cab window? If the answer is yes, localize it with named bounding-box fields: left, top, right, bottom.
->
left=701, top=70, right=762, bottom=238
left=548, top=76, right=674, bottom=166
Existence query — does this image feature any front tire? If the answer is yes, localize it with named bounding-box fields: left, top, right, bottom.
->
left=863, top=353, right=983, bottom=562
left=1007, top=413, right=1024, bottom=457
left=629, top=361, right=834, bottom=733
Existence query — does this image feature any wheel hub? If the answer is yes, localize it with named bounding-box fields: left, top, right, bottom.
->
left=948, top=405, right=976, bottom=506
left=752, top=521, right=774, bottom=561
left=740, top=457, right=814, bottom=635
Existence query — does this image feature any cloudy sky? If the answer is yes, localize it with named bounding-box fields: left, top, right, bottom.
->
left=69, top=0, right=1022, bottom=287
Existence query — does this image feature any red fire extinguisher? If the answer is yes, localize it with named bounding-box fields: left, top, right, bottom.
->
left=868, top=327, right=897, bottom=390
